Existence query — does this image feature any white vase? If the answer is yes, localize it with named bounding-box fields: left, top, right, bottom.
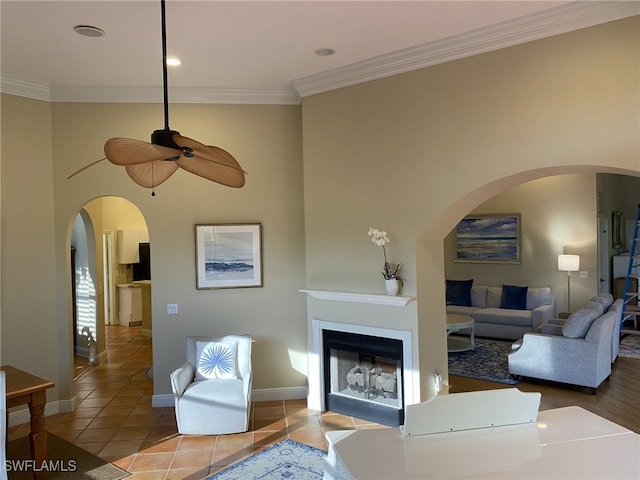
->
left=385, top=279, right=399, bottom=296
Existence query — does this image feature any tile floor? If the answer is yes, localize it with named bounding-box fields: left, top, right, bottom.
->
left=7, top=325, right=386, bottom=479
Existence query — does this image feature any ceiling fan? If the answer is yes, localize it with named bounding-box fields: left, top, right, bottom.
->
left=68, top=0, right=246, bottom=195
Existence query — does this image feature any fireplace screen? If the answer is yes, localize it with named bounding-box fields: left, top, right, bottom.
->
left=329, top=349, right=401, bottom=409
left=323, top=329, right=404, bottom=426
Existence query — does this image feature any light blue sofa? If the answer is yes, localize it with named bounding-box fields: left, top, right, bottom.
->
left=446, top=285, right=555, bottom=340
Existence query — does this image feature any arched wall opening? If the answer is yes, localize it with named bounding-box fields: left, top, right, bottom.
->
left=67, top=196, right=150, bottom=386
left=416, top=166, right=640, bottom=400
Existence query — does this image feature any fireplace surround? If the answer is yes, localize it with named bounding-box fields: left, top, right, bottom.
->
left=309, top=319, right=414, bottom=426
left=323, top=329, right=404, bottom=426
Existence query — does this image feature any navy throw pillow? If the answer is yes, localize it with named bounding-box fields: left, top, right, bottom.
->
left=446, top=279, right=473, bottom=307
left=500, top=284, right=528, bottom=310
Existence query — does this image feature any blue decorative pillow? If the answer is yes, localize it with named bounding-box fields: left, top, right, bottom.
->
left=500, top=284, right=528, bottom=310
left=446, top=279, right=473, bottom=307
left=195, top=341, right=238, bottom=380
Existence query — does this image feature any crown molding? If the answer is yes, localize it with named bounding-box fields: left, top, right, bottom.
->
left=2, top=1, right=637, bottom=104
left=0, top=76, right=51, bottom=102
left=291, top=1, right=639, bottom=98
left=49, top=85, right=301, bottom=105
left=0, top=80, right=300, bottom=105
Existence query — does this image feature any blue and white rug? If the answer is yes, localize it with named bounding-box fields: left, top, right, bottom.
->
left=206, top=439, right=326, bottom=480
left=448, top=337, right=519, bottom=385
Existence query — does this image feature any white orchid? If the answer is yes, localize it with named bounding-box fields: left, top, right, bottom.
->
left=368, top=228, right=390, bottom=247
left=368, top=227, right=402, bottom=282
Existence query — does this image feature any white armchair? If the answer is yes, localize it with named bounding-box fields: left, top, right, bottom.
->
left=170, top=335, right=252, bottom=435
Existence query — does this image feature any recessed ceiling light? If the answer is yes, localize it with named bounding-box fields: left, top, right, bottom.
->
left=73, top=25, right=105, bottom=38
left=166, top=58, right=181, bottom=66
left=314, top=48, right=336, bottom=57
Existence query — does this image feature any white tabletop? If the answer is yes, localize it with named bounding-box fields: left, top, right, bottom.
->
left=326, top=406, right=640, bottom=479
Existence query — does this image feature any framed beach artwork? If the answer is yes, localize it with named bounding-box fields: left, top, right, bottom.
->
left=195, top=223, right=263, bottom=289
left=454, top=213, right=521, bottom=264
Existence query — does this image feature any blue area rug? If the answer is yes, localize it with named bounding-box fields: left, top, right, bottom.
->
left=448, top=337, right=519, bottom=385
left=206, top=439, right=326, bottom=480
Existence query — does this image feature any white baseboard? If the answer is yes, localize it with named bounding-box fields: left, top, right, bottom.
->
left=140, top=329, right=152, bottom=338
left=152, top=394, right=173, bottom=408
left=151, top=386, right=308, bottom=409
left=251, top=387, right=308, bottom=402
left=8, top=399, right=74, bottom=427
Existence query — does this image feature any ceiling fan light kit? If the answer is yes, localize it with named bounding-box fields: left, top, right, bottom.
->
left=68, top=0, right=245, bottom=195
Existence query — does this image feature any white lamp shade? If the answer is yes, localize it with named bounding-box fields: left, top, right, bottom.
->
left=558, top=254, right=580, bottom=272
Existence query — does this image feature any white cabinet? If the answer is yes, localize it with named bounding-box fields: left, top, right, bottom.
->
left=118, top=284, right=142, bottom=326
left=117, top=229, right=149, bottom=264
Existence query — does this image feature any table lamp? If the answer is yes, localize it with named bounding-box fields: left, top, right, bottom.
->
left=558, top=254, right=580, bottom=311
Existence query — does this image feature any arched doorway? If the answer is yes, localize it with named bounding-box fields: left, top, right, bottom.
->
left=70, top=196, right=151, bottom=379
left=415, top=169, right=640, bottom=400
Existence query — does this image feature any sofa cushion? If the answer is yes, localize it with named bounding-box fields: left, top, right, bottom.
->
left=470, top=285, right=488, bottom=308
left=562, top=302, right=604, bottom=339
left=195, top=340, right=238, bottom=380
left=446, top=279, right=473, bottom=306
left=472, top=308, right=533, bottom=327
left=500, top=285, right=528, bottom=310
left=486, top=287, right=503, bottom=308
left=446, top=305, right=482, bottom=317
left=527, top=287, right=553, bottom=309
left=590, top=293, right=614, bottom=310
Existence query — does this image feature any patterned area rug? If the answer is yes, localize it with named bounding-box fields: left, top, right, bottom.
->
left=619, top=334, right=640, bottom=359
left=448, top=337, right=519, bottom=385
left=206, top=439, right=325, bottom=480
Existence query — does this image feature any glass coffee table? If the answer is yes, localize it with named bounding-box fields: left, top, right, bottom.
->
left=446, top=313, right=475, bottom=352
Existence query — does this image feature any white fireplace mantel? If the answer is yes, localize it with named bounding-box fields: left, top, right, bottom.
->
left=300, top=289, right=415, bottom=307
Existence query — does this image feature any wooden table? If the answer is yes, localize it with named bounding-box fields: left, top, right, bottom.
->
left=2, top=365, right=54, bottom=480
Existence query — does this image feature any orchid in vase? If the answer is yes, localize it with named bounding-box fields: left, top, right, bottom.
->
left=368, top=228, right=403, bottom=290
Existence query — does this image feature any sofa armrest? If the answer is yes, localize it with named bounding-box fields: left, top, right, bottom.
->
left=547, top=318, right=566, bottom=326
left=511, top=332, right=597, bottom=365
left=170, top=362, right=194, bottom=398
left=537, top=323, right=563, bottom=335
left=531, top=304, right=554, bottom=330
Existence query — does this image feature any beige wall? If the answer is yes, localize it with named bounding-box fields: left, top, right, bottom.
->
left=0, top=95, right=65, bottom=398
left=0, top=17, right=638, bottom=413
left=50, top=102, right=307, bottom=398
left=302, top=17, right=639, bottom=399
left=2, top=99, right=307, bottom=407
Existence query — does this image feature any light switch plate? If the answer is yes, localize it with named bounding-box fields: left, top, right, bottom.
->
left=167, top=304, right=178, bottom=315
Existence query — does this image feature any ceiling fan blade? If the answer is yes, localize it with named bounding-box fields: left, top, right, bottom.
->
left=173, top=135, right=246, bottom=173
left=105, top=137, right=180, bottom=166
left=176, top=153, right=246, bottom=188
left=125, top=160, right=180, bottom=188
left=67, top=157, right=107, bottom=179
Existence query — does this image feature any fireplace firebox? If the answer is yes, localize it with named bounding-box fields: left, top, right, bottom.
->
left=323, top=329, right=404, bottom=427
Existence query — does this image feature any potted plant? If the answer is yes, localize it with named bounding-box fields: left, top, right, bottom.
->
left=368, top=228, right=403, bottom=295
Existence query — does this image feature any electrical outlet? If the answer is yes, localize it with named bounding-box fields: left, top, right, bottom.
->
left=579, top=271, right=588, bottom=279
left=167, top=304, right=178, bottom=315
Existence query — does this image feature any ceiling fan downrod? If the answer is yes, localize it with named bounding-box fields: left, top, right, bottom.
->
left=151, top=0, right=180, bottom=150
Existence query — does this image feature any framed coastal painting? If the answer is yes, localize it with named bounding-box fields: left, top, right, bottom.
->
left=454, top=213, right=521, bottom=264
left=195, top=223, right=263, bottom=289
